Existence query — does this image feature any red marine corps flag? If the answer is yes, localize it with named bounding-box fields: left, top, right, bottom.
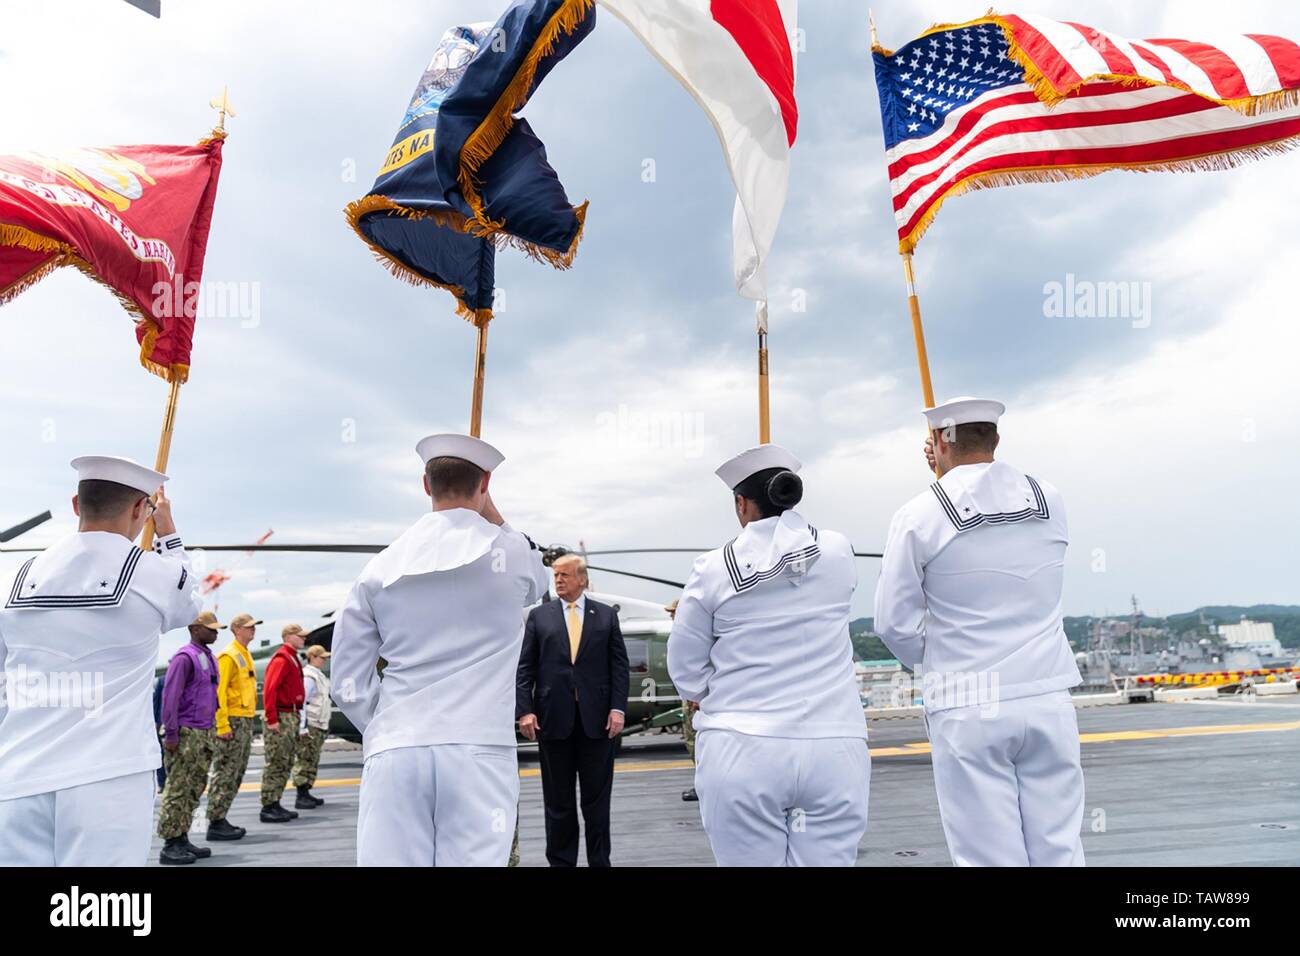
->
left=0, top=98, right=232, bottom=552
left=0, top=133, right=225, bottom=382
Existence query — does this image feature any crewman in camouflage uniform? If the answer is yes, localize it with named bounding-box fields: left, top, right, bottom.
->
left=206, top=611, right=261, bottom=841
left=291, top=644, right=331, bottom=809
left=260, top=624, right=307, bottom=822
left=680, top=702, right=698, bottom=802
left=157, top=611, right=223, bottom=865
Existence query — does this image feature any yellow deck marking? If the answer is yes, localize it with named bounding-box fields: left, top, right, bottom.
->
left=523, top=760, right=696, bottom=778
left=237, top=719, right=1300, bottom=792
left=1079, top=719, right=1300, bottom=744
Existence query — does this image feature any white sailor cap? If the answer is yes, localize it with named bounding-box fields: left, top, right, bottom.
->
left=415, top=433, right=505, bottom=472
left=70, top=455, right=167, bottom=496
left=923, top=396, right=1006, bottom=429
left=715, top=443, right=802, bottom=490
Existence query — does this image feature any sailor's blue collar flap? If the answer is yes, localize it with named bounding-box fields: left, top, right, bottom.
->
left=723, top=516, right=821, bottom=593
left=931, top=474, right=1049, bottom=532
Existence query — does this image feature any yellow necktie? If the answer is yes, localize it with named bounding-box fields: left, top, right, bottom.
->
left=566, top=602, right=582, bottom=663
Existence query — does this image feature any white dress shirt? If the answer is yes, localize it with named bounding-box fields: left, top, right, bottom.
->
left=667, top=510, right=867, bottom=740
left=560, top=591, right=586, bottom=622
left=550, top=591, right=625, bottom=715
left=874, top=460, right=1082, bottom=711
left=330, top=508, right=548, bottom=758
left=0, top=530, right=201, bottom=799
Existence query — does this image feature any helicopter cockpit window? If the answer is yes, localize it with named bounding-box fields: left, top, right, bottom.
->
left=625, top=638, right=649, bottom=674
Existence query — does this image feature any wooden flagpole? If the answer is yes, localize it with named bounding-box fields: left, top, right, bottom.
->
left=900, top=250, right=943, bottom=477
left=139, top=377, right=181, bottom=551
left=873, top=12, right=941, bottom=475
left=469, top=317, right=489, bottom=438
left=901, top=251, right=937, bottom=410
left=140, top=89, right=234, bottom=551
left=756, top=301, right=771, bottom=444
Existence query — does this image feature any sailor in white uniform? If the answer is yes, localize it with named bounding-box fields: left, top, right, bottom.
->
left=668, top=445, right=870, bottom=867
left=874, top=397, right=1085, bottom=867
left=0, top=456, right=201, bottom=866
left=331, top=433, right=548, bottom=867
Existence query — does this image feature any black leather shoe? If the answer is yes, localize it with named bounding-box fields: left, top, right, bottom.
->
left=682, top=787, right=699, bottom=802
left=295, top=785, right=324, bottom=809
left=159, top=838, right=197, bottom=865
left=260, top=802, right=294, bottom=823
left=180, top=836, right=211, bottom=859
left=206, top=818, right=246, bottom=841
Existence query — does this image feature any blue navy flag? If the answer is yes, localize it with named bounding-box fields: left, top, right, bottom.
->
left=436, top=0, right=595, bottom=260
left=346, top=23, right=497, bottom=321
left=346, top=1, right=594, bottom=322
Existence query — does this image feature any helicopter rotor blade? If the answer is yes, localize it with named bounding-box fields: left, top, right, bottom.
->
left=2, top=539, right=883, bottom=562
left=2, top=542, right=390, bottom=555
left=0, top=511, right=52, bottom=543
left=583, top=547, right=709, bottom=556
left=583, top=563, right=685, bottom=590
left=185, top=544, right=386, bottom=554
left=586, top=546, right=882, bottom=559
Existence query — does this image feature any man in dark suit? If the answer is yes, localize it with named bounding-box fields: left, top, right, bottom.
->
left=517, top=555, right=629, bottom=867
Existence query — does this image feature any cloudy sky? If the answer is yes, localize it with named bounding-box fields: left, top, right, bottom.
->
left=1, top=0, right=1296, bottom=659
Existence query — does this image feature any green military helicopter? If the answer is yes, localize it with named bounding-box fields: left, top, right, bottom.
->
left=5, top=529, right=882, bottom=748
left=150, top=543, right=700, bottom=749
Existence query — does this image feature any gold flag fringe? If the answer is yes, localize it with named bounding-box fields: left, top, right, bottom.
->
left=495, top=199, right=587, bottom=269
left=344, top=193, right=479, bottom=236
left=0, top=222, right=75, bottom=309
left=1229, top=88, right=1300, bottom=116
left=456, top=0, right=595, bottom=248
left=879, top=10, right=1300, bottom=116
left=0, top=223, right=71, bottom=257
left=65, top=254, right=189, bottom=382
left=988, top=10, right=1300, bottom=116
left=342, top=191, right=586, bottom=315
left=0, top=223, right=187, bottom=381
left=992, top=16, right=1191, bottom=110
left=898, top=134, right=1300, bottom=253
left=342, top=195, right=493, bottom=324
left=0, top=128, right=223, bottom=383
left=0, top=253, right=68, bottom=305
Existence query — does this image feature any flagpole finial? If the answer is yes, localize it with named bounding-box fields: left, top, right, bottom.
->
left=869, top=10, right=880, bottom=51
left=209, top=86, right=236, bottom=133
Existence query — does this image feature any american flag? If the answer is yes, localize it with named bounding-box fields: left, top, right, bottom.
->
left=872, top=13, right=1300, bottom=252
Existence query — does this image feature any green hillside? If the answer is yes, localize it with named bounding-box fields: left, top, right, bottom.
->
left=852, top=604, right=1300, bottom=661
left=848, top=618, right=891, bottom=661
left=1167, top=606, right=1300, bottom=649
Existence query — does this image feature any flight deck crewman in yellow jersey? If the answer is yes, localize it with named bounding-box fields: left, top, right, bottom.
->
left=205, top=611, right=261, bottom=842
